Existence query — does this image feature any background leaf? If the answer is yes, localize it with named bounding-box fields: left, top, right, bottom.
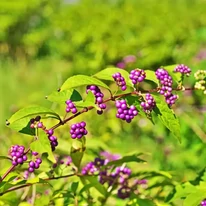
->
left=81, top=176, right=107, bottom=196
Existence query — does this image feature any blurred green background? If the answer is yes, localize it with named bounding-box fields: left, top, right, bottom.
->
left=0, top=0, right=206, bottom=204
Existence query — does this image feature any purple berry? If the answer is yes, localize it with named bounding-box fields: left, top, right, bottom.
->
left=28, top=167, right=34, bottom=173
left=36, top=158, right=42, bottom=164
left=29, top=161, right=35, bottom=168
left=117, top=186, right=131, bottom=199
left=37, top=122, right=43, bottom=128
left=47, top=129, right=54, bottom=136
left=32, top=151, right=38, bottom=156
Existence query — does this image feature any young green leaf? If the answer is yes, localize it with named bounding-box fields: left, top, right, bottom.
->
left=153, top=95, right=181, bottom=142
left=75, top=91, right=99, bottom=110
left=30, top=130, right=56, bottom=163
left=7, top=117, right=35, bottom=136
left=70, top=137, right=86, bottom=169
left=7, top=105, right=61, bottom=125
left=93, top=67, right=133, bottom=87
left=145, top=70, right=159, bottom=84
left=60, top=75, right=110, bottom=91
left=163, top=64, right=181, bottom=83
left=46, top=89, right=82, bottom=104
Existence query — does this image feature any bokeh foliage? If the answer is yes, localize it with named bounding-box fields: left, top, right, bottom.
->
left=0, top=0, right=206, bottom=205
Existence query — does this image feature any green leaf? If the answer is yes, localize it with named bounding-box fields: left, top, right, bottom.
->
left=70, top=137, right=86, bottom=169
left=0, top=156, right=11, bottom=161
left=133, top=198, right=156, bottom=206
left=145, top=70, right=159, bottom=84
left=106, top=153, right=145, bottom=167
left=163, top=64, right=181, bottom=83
left=30, top=130, right=56, bottom=163
left=81, top=176, right=107, bottom=196
left=46, top=89, right=82, bottom=104
left=18, top=202, right=32, bottom=206
left=7, top=117, right=35, bottom=135
left=93, top=67, right=133, bottom=87
left=183, top=189, right=206, bottom=206
left=131, top=170, right=172, bottom=179
left=75, top=91, right=99, bottom=110
left=153, top=95, right=181, bottom=142
left=79, top=183, right=93, bottom=195
left=60, top=75, right=110, bottom=91
left=166, top=182, right=197, bottom=203
left=7, top=105, right=61, bottom=125
left=26, top=177, right=39, bottom=184
left=71, top=182, right=79, bottom=193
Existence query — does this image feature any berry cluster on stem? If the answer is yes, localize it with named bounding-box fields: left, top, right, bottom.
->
left=112, top=72, right=127, bottom=91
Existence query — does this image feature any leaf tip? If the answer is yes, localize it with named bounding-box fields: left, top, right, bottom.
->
left=6, top=119, right=10, bottom=126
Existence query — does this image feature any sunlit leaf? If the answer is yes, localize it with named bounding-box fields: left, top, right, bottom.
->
left=46, top=89, right=82, bottom=104
left=60, top=75, right=110, bottom=91
left=94, top=67, right=133, bottom=87
left=7, top=105, right=61, bottom=125
left=153, top=95, right=181, bottom=142
left=30, top=130, right=56, bottom=163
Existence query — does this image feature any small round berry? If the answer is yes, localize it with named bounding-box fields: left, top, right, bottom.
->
left=37, top=122, right=43, bottom=128
left=35, top=116, right=41, bottom=121
left=28, top=167, right=34, bottom=173
left=47, top=129, right=54, bottom=136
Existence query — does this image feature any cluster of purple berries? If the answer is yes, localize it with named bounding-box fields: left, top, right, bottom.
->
left=47, top=129, right=58, bottom=151
left=112, top=72, right=127, bottom=91
left=65, top=100, right=77, bottom=114
left=129, top=69, right=146, bottom=84
left=30, top=116, right=45, bottom=129
left=53, top=155, right=72, bottom=168
left=86, top=85, right=106, bottom=114
left=81, top=153, right=147, bottom=199
left=140, top=93, right=156, bottom=112
left=201, top=200, right=206, bottom=206
left=28, top=158, right=42, bottom=173
left=174, top=64, right=191, bottom=76
left=70, top=121, right=87, bottom=139
left=155, top=68, right=178, bottom=106
left=9, top=145, right=27, bottom=166
left=115, top=100, right=138, bottom=123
